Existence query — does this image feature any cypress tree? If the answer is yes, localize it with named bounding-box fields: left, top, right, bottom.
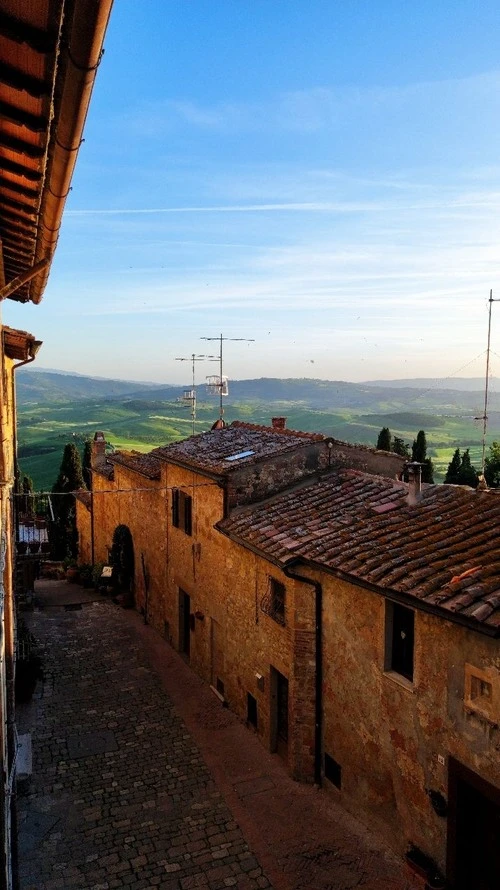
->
left=485, top=441, right=500, bottom=488
left=49, top=443, right=84, bottom=559
left=411, top=430, right=434, bottom=484
left=392, top=436, right=410, bottom=458
left=444, top=448, right=461, bottom=485
left=377, top=427, right=392, bottom=451
left=82, top=439, right=92, bottom=490
left=457, top=449, right=479, bottom=488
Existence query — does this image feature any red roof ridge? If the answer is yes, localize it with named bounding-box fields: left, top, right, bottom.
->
left=229, top=420, right=325, bottom=441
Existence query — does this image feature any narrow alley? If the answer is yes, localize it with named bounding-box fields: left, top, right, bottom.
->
left=17, top=581, right=419, bottom=890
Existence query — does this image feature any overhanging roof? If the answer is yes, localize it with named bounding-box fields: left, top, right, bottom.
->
left=0, top=0, right=113, bottom=304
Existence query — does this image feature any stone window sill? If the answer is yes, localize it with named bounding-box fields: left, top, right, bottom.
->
left=383, top=671, right=416, bottom=693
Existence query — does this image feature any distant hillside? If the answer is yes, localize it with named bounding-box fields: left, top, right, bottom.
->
left=363, top=377, right=499, bottom=392
left=16, top=370, right=169, bottom=404
left=15, top=369, right=498, bottom=414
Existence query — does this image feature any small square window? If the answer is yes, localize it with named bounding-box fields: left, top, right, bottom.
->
left=385, top=601, right=414, bottom=682
left=464, top=664, right=498, bottom=723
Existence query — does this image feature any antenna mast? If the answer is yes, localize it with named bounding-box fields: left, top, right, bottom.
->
left=481, top=289, right=499, bottom=476
left=175, top=353, right=217, bottom=434
left=201, top=333, right=255, bottom=422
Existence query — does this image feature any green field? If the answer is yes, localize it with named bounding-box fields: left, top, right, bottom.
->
left=16, top=391, right=493, bottom=490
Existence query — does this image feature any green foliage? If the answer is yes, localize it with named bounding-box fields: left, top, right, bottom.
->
left=82, top=439, right=92, bottom=490
left=411, top=430, right=434, bottom=484
left=392, top=436, right=410, bottom=457
left=444, top=448, right=479, bottom=488
left=485, top=441, right=500, bottom=488
left=49, top=443, right=84, bottom=559
left=376, top=427, right=392, bottom=451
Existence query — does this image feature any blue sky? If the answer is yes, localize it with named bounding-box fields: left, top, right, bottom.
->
left=5, top=0, right=500, bottom=384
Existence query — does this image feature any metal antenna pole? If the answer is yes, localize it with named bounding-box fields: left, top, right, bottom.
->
left=481, top=290, right=499, bottom=477
left=175, top=354, right=217, bottom=434
left=201, top=333, right=255, bottom=422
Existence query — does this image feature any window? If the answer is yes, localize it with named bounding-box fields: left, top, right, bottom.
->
left=172, top=489, right=192, bottom=536
left=247, top=693, right=258, bottom=728
left=385, top=601, right=414, bottom=682
left=324, top=753, right=342, bottom=789
left=270, top=578, right=286, bottom=626
left=464, top=664, right=499, bottom=723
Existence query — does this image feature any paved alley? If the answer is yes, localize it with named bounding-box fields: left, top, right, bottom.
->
left=17, top=581, right=419, bottom=890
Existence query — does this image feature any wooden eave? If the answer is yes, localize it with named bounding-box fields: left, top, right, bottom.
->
left=2, top=324, right=38, bottom=361
left=0, top=0, right=113, bottom=305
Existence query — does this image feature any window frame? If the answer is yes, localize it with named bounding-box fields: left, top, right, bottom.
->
left=270, top=577, right=286, bottom=626
left=171, top=488, right=192, bottom=536
left=385, top=600, right=415, bottom=684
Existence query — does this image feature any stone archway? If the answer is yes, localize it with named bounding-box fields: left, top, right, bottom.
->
left=110, top=524, right=135, bottom=607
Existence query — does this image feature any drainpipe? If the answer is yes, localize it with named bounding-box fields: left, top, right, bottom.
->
left=283, top=559, right=323, bottom=787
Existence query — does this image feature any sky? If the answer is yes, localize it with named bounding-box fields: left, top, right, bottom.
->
left=4, top=0, right=500, bottom=385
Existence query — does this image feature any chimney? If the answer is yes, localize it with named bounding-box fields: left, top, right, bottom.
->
left=406, top=462, right=422, bottom=506
left=272, top=417, right=287, bottom=430
left=91, top=431, right=107, bottom=470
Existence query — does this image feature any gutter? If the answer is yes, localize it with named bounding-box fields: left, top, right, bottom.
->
left=283, top=559, right=323, bottom=787
left=217, top=524, right=500, bottom=640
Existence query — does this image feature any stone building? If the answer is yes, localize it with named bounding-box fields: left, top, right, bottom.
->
left=79, top=423, right=500, bottom=887
left=0, top=3, right=112, bottom=885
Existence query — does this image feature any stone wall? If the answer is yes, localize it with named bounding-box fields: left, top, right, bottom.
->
left=320, top=571, right=500, bottom=869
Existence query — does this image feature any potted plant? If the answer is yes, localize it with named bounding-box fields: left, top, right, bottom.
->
left=28, top=540, right=40, bottom=554
left=16, top=541, right=28, bottom=555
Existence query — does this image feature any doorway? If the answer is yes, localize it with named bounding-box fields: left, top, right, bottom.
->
left=447, top=757, right=500, bottom=889
left=270, top=667, right=289, bottom=762
left=178, top=589, right=190, bottom=658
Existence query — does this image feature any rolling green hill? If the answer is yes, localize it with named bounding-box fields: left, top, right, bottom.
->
left=15, top=370, right=498, bottom=490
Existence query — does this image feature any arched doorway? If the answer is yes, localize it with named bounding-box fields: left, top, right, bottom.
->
left=110, top=524, right=135, bottom=607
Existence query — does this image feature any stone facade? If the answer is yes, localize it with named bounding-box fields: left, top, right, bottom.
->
left=78, top=424, right=500, bottom=884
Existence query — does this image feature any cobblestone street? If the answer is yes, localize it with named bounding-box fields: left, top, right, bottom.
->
left=17, top=582, right=419, bottom=890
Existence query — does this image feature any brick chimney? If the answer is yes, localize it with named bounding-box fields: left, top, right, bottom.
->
left=91, top=431, right=107, bottom=470
left=272, top=417, right=287, bottom=430
left=406, top=462, right=422, bottom=506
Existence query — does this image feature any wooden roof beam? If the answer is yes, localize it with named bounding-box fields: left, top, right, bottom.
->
left=0, top=133, right=44, bottom=158
left=0, top=11, right=57, bottom=54
left=0, top=175, right=38, bottom=199
left=0, top=62, right=51, bottom=99
left=0, top=99, right=48, bottom=133
left=0, top=259, right=48, bottom=301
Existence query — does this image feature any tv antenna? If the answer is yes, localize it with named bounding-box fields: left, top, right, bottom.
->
left=175, top=353, right=218, bottom=434
left=479, top=289, right=500, bottom=477
left=201, top=333, right=255, bottom=422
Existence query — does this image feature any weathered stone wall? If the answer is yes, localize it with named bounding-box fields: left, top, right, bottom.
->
left=89, top=466, right=166, bottom=633
left=75, top=500, right=92, bottom=564
left=327, top=441, right=405, bottom=478
left=228, top=442, right=327, bottom=507
left=161, top=458, right=316, bottom=780
left=320, top=571, right=500, bottom=869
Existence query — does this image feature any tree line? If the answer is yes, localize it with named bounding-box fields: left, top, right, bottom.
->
left=376, top=427, right=500, bottom=489
left=376, top=427, right=434, bottom=483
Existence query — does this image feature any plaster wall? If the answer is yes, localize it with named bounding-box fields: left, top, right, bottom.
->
left=75, top=500, right=91, bottom=564
left=320, top=572, right=500, bottom=869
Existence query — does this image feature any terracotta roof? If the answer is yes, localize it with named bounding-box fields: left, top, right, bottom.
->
left=109, top=450, right=162, bottom=481
left=152, top=421, right=325, bottom=476
left=3, top=325, right=40, bottom=360
left=0, top=0, right=113, bottom=303
left=219, top=471, right=500, bottom=635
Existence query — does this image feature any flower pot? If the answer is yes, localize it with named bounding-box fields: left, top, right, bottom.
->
left=41, top=542, right=51, bottom=554
left=66, top=567, right=79, bottom=582
left=16, top=541, right=28, bottom=555
left=28, top=541, right=40, bottom=553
